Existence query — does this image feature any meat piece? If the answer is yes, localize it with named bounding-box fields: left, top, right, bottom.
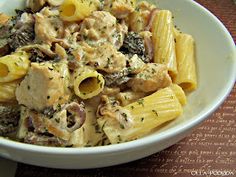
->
left=24, top=132, right=68, bottom=147
left=34, top=8, right=64, bottom=45
left=85, top=43, right=127, bottom=73
left=127, top=54, right=146, bottom=74
left=128, top=63, right=172, bottom=92
left=128, top=1, right=156, bottom=32
left=103, top=0, right=135, bottom=19
left=0, top=105, right=20, bottom=136
left=34, top=13, right=58, bottom=44
left=80, top=11, right=128, bottom=49
left=120, top=32, right=151, bottom=63
left=16, top=62, right=69, bottom=111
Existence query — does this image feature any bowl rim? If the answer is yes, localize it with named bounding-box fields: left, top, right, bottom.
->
left=1, top=0, right=236, bottom=155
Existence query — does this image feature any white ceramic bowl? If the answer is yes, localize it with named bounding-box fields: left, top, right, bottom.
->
left=0, top=0, right=235, bottom=169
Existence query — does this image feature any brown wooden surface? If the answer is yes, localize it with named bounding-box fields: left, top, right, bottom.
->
left=15, top=0, right=236, bottom=177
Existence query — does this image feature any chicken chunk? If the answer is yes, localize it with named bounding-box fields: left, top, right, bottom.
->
left=80, top=11, right=128, bottom=49
left=16, top=62, right=69, bottom=111
left=34, top=9, right=63, bottom=44
left=128, top=63, right=172, bottom=92
left=84, top=43, right=127, bottom=73
left=104, top=0, right=135, bottom=19
left=128, top=1, right=156, bottom=32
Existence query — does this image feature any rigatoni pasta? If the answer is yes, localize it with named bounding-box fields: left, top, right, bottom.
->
left=151, top=10, right=177, bottom=78
left=169, top=84, right=187, bottom=105
left=97, top=87, right=183, bottom=143
left=73, top=67, right=105, bottom=99
left=0, top=52, right=30, bottom=83
left=174, top=33, right=197, bottom=91
left=0, top=80, right=21, bottom=102
left=59, top=0, right=99, bottom=22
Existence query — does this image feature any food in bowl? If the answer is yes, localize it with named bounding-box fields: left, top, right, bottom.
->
left=0, top=0, right=197, bottom=147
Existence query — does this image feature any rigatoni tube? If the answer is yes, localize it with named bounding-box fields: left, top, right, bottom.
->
left=174, top=33, right=197, bottom=91
left=0, top=51, right=30, bottom=83
left=0, top=80, right=21, bottom=102
left=73, top=67, right=105, bottom=99
left=60, top=0, right=99, bottom=22
left=151, top=10, right=177, bottom=78
left=98, top=87, right=183, bottom=144
left=169, top=84, right=187, bottom=105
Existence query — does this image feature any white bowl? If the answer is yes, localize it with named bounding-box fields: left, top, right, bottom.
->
left=0, top=0, right=235, bottom=169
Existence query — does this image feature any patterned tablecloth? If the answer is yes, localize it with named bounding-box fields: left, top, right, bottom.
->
left=15, top=0, right=236, bottom=176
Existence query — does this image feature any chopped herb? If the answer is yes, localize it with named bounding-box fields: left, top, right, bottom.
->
left=141, top=117, right=144, bottom=122
left=121, top=113, right=128, bottom=122
left=57, top=104, right=62, bottom=111
left=137, top=99, right=144, bottom=107
left=152, top=110, right=158, bottom=117
left=48, top=67, right=53, bottom=71
left=120, top=124, right=125, bottom=129
left=55, top=118, right=60, bottom=123
left=47, top=95, right=50, bottom=99
left=130, top=105, right=134, bottom=109
left=117, top=135, right=122, bottom=142
left=27, top=85, right=30, bottom=90
left=151, top=68, right=156, bottom=74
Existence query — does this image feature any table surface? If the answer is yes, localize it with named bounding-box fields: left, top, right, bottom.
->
left=1, top=0, right=236, bottom=177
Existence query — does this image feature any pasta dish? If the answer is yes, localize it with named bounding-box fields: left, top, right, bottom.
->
left=0, top=0, right=197, bottom=147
